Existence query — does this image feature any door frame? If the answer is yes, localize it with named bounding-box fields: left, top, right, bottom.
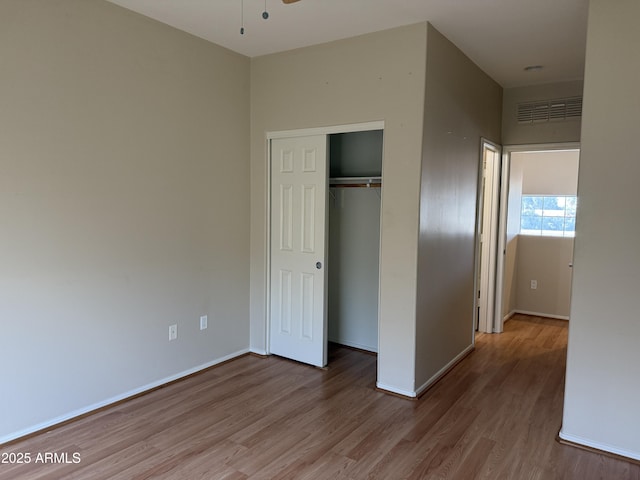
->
left=474, top=139, right=502, bottom=334
left=265, top=121, right=384, bottom=357
left=493, top=142, right=581, bottom=332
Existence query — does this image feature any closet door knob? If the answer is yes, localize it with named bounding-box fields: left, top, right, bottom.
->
left=316, top=262, right=322, bottom=269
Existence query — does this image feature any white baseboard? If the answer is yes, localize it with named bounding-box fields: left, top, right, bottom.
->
left=514, top=310, right=569, bottom=321
left=376, top=382, right=417, bottom=398
left=379, top=346, right=477, bottom=400
left=503, top=310, right=517, bottom=322
left=414, top=343, right=474, bottom=397
left=328, top=337, right=378, bottom=353
left=559, top=430, right=640, bottom=462
left=0, top=348, right=249, bottom=445
left=250, top=348, right=268, bottom=356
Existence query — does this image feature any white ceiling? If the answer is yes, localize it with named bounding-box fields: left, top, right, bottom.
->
left=105, top=0, right=589, bottom=88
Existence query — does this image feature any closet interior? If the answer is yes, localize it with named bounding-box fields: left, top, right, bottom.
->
left=328, top=129, right=383, bottom=353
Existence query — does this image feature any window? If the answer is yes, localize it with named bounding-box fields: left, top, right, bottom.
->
left=520, top=195, right=576, bottom=237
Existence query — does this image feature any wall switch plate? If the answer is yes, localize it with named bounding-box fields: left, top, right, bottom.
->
left=200, top=315, right=208, bottom=330
left=530, top=280, right=538, bottom=290
left=169, top=324, right=178, bottom=341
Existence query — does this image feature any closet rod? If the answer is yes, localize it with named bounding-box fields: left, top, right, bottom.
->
left=329, top=176, right=382, bottom=188
left=330, top=183, right=382, bottom=189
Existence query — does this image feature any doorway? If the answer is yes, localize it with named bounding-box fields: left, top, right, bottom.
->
left=266, top=122, right=384, bottom=367
left=475, top=140, right=502, bottom=333
left=494, top=143, right=580, bottom=333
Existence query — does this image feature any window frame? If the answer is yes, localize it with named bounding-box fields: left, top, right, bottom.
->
left=520, top=194, right=577, bottom=237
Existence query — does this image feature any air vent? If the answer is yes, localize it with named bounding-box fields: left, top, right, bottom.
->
left=517, top=96, right=582, bottom=124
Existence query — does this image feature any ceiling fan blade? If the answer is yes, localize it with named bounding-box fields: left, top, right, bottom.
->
left=282, top=0, right=301, bottom=4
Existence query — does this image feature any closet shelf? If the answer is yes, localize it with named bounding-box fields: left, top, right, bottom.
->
left=329, top=176, right=382, bottom=188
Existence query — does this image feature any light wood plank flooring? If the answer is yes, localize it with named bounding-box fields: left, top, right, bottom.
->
left=2, top=314, right=639, bottom=479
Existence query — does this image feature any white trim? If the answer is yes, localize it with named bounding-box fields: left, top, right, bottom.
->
left=266, top=121, right=384, bottom=140
left=475, top=140, right=502, bottom=334
left=328, top=338, right=378, bottom=353
left=250, top=348, right=268, bottom=356
left=265, top=135, right=272, bottom=355
left=559, top=431, right=640, bottom=462
left=0, top=348, right=249, bottom=445
left=376, top=382, right=417, bottom=398
left=514, top=310, right=569, bottom=321
left=415, top=344, right=474, bottom=397
left=503, top=310, right=517, bottom=322
left=503, top=142, right=581, bottom=154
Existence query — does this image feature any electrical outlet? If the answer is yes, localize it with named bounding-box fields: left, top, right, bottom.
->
left=169, top=324, right=178, bottom=341
left=530, top=280, right=538, bottom=290
left=200, top=315, right=208, bottom=331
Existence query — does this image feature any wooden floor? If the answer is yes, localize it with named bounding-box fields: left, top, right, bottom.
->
left=2, top=314, right=639, bottom=479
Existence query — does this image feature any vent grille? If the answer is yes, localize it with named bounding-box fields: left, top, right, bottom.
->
left=517, top=96, right=582, bottom=124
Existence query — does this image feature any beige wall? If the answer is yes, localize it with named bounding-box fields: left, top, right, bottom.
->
left=515, top=237, right=574, bottom=318
left=518, top=150, right=580, bottom=195
left=415, top=25, right=502, bottom=391
left=502, top=81, right=584, bottom=145
left=328, top=188, right=380, bottom=352
left=0, top=0, right=250, bottom=442
left=502, top=160, right=523, bottom=319
left=561, top=0, right=640, bottom=459
left=249, top=24, right=428, bottom=394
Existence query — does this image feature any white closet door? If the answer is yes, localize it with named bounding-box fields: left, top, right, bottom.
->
left=270, top=135, right=328, bottom=367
